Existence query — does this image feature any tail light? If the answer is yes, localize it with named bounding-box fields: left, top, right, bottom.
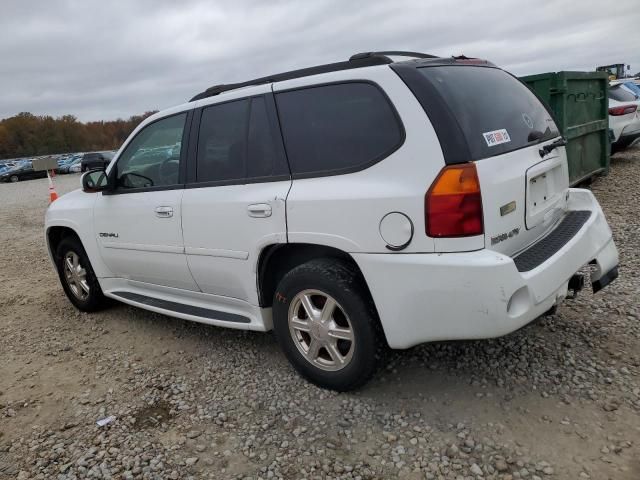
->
left=609, top=105, right=637, bottom=116
left=426, top=163, right=483, bottom=237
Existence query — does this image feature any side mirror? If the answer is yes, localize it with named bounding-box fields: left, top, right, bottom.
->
left=82, top=169, right=110, bottom=193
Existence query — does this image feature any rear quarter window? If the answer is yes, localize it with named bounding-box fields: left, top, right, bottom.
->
left=416, top=66, right=560, bottom=161
left=275, top=82, right=404, bottom=176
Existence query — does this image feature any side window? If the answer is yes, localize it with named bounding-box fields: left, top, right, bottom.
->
left=115, top=113, right=186, bottom=189
left=247, top=96, right=288, bottom=178
left=275, top=83, right=403, bottom=176
left=196, top=99, right=249, bottom=183
left=195, top=96, right=288, bottom=183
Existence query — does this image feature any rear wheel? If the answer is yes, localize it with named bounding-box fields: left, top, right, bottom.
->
left=272, top=258, right=384, bottom=391
left=55, top=236, right=108, bottom=312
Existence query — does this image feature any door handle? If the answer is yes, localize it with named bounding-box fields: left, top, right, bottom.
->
left=247, top=203, right=272, bottom=218
left=155, top=206, right=174, bottom=218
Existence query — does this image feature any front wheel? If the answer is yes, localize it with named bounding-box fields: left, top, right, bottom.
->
left=55, top=236, right=109, bottom=312
left=272, top=259, right=385, bottom=391
left=10, top=175, right=19, bottom=183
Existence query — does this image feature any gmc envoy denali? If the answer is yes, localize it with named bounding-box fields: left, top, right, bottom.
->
left=45, top=51, right=618, bottom=390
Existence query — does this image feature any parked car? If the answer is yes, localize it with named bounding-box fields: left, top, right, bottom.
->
left=0, top=163, right=47, bottom=182
left=619, top=80, right=640, bottom=97
left=45, top=51, right=619, bottom=390
left=609, top=84, right=640, bottom=151
left=80, top=151, right=114, bottom=172
left=69, top=160, right=83, bottom=173
left=56, top=157, right=72, bottom=170
left=57, top=155, right=83, bottom=174
left=57, top=155, right=74, bottom=167
left=0, top=161, right=18, bottom=173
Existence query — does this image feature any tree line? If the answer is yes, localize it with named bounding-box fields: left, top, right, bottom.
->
left=0, top=111, right=157, bottom=160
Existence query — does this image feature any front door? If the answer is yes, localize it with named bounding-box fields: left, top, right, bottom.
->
left=181, top=91, right=291, bottom=303
left=94, top=112, right=199, bottom=291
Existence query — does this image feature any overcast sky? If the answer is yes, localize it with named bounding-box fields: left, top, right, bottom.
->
left=2, top=0, right=639, bottom=122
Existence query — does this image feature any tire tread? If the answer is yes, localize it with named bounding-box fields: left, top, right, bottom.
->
left=272, top=258, right=386, bottom=391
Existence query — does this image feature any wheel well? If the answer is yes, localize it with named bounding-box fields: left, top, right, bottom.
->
left=47, top=226, right=80, bottom=260
left=258, top=243, right=370, bottom=307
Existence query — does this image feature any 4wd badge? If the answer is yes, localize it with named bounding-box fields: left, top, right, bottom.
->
left=491, top=227, right=520, bottom=245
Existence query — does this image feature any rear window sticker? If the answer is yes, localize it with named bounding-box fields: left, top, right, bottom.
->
left=483, top=129, right=511, bottom=147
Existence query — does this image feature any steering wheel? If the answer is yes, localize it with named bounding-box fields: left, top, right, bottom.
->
left=121, top=171, right=154, bottom=188
left=159, top=156, right=180, bottom=184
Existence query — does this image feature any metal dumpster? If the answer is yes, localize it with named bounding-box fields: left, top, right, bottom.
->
left=520, top=71, right=609, bottom=186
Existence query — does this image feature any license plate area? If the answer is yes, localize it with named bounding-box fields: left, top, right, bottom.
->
left=525, top=156, right=566, bottom=229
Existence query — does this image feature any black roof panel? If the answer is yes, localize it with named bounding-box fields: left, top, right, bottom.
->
left=189, top=52, right=493, bottom=102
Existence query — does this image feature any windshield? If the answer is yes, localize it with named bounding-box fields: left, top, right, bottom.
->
left=417, top=66, right=560, bottom=161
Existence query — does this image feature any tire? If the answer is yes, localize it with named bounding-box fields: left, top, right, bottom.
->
left=272, top=258, right=385, bottom=391
left=10, top=175, right=19, bottom=183
left=55, top=236, right=109, bottom=312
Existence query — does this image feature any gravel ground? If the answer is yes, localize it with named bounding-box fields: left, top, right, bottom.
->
left=0, top=153, right=639, bottom=480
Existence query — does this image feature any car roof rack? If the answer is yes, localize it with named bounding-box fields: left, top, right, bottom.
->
left=189, top=50, right=439, bottom=102
left=349, top=51, right=438, bottom=61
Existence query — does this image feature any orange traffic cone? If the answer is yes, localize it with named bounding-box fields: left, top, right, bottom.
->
left=47, top=170, right=59, bottom=203
left=49, top=183, right=59, bottom=203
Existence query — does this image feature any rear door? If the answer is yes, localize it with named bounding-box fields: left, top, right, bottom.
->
left=181, top=90, right=291, bottom=304
left=400, top=64, right=569, bottom=256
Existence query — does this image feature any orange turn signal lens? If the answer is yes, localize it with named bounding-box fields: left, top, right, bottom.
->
left=425, top=163, right=483, bottom=237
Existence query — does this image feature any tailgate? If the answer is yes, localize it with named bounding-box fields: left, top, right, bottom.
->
left=395, top=63, right=571, bottom=256
left=475, top=142, right=569, bottom=257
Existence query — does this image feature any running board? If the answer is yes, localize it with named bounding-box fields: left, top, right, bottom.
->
left=111, top=291, right=251, bottom=324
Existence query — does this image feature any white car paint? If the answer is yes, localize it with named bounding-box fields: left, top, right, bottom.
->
left=609, top=82, right=640, bottom=144
left=45, top=58, right=619, bottom=352
left=94, top=189, right=200, bottom=291
left=355, top=189, right=617, bottom=348
left=609, top=97, right=640, bottom=143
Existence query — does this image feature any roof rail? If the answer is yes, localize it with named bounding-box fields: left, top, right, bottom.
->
left=349, top=51, right=438, bottom=61
left=190, top=54, right=395, bottom=102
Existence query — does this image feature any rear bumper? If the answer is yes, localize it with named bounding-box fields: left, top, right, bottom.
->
left=614, top=130, right=640, bottom=147
left=354, top=189, right=618, bottom=349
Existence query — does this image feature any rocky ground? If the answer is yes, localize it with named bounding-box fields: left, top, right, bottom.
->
left=0, top=150, right=639, bottom=480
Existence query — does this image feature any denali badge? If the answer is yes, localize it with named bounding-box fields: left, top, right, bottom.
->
left=491, top=227, right=520, bottom=245
left=99, top=232, right=119, bottom=238
left=500, top=201, right=516, bottom=216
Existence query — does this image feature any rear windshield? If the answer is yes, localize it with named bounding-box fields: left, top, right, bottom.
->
left=417, top=66, right=560, bottom=160
left=610, top=85, right=638, bottom=102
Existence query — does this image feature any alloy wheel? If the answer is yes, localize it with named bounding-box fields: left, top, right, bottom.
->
left=63, top=251, right=90, bottom=301
left=288, top=289, right=355, bottom=371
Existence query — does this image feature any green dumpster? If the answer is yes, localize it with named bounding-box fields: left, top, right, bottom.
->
left=519, top=71, right=610, bottom=186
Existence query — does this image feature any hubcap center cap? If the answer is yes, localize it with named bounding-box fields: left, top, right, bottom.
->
left=310, top=321, right=329, bottom=342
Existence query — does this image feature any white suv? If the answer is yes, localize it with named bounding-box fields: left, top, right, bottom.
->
left=45, top=51, right=619, bottom=391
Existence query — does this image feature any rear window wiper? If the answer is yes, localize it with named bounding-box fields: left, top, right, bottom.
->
left=539, top=137, right=567, bottom=158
